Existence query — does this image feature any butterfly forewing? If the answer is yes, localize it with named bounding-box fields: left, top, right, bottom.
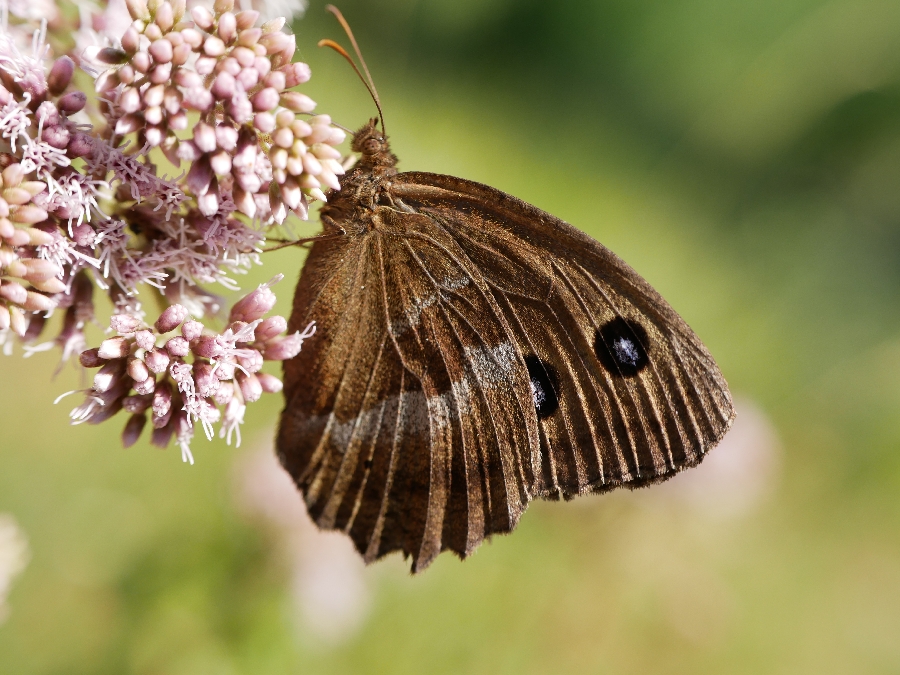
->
left=278, top=133, right=735, bottom=573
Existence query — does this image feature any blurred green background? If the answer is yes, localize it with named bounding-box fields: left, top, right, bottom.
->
left=4, top=0, right=900, bottom=672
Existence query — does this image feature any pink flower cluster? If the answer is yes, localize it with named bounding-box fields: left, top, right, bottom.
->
left=0, top=0, right=342, bottom=458
left=69, top=278, right=314, bottom=463
left=92, top=0, right=346, bottom=222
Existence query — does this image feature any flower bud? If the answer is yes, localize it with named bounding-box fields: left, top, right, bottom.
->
left=183, top=87, right=213, bottom=112
left=134, top=329, right=156, bottom=351
left=111, top=314, right=142, bottom=334
left=282, top=62, right=311, bottom=87
left=193, top=361, right=220, bottom=398
left=133, top=375, right=156, bottom=395
left=214, top=381, right=234, bottom=406
left=251, top=87, right=280, bottom=112
left=8, top=305, right=26, bottom=336
left=149, top=62, right=172, bottom=84
left=144, top=347, right=171, bottom=373
left=234, top=349, right=262, bottom=375
left=218, top=11, right=237, bottom=42
left=203, top=36, right=227, bottom=57
left=255, top=315, right=287, bottom=342
left=149, top=38, right=174, bottom=64
left=256, top=372, right=283, bottom=393
left=11, top=204, right=48, bottom=225
left=152, top=380, right=172, bottom=418
left=155, top=0, right=174, bottom=31
left=97, top=48, right=128, bottom=65
left=126, top=0, right=150, bottom=21
left=68, top=133, right=94, bottom=158
left=263, top=332, right=304, bottom=360
left=254, top=112, right=275, bottom=133
left=165, top=335, right=189, bottom=357
left=0, top=280, right=28, bottom=305
left=152, top=404, right=173, bottom=429
left=122, top=413, right=147, bottom=448
left=211, top=71, right=236, bottom=99
left=121, top=26, right=141, bottom=54
left=93, top=359, right=125, bottom=392
left=48, top=57, right=75, bottom=95
left=215, top=125, right=238, bottom=151
left=123, top=394, right=152, bottom=413
left=32, top=277, right=67, bottom=294
left=150, top=420, right=175, bottom=448
left=186, top=156, right=213, bottom=195
left=214, top=360, right=236, bottom=380
left=198, top=189, right=219, bottom=216
left=57, top=91, right=87, bottom=115
left=23, top=291, right=56, bottom=313
left=181, top=320, right=203, bottom=341
left=127, top=356, right=150, bottom=382
left=192, top=334, right=224, bottom=358
left=235, top=9, right=259, bottom=29
left=98, top=336, right=130, bottom=359
left=115, top=114, right=143, bottom=136
left=235, top=370, right=262, bottom=402
left=155, top=303, right=188, bottom=332
left=191, top=4, right=214, bottom=29
left=79, top=347, right=104, bottom=368
left=229, top=284, right=276, bottom=323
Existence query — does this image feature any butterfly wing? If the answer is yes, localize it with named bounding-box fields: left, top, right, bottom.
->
left=278, top=210, right=542, bottom=571
left=388, top=172, right=735, bottom=498
left=278, top=171, right=735, bottom=572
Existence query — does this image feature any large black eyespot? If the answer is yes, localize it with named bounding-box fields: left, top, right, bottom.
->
left=525, top=356, right=560, bottom=419
left=594, top=318, right=650, bottom=377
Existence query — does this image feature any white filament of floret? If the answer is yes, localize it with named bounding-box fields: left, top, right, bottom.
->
left=169, top=360, right=219, bottom=448
left=220, top=395, right=246, bottom=447
left=0, top=15, right=48, bottom=87
left=0, top=98, right=31, bottom=152
left=38, top=233, right=101, bottom=286
left=49, top=172, right=107, bottom=228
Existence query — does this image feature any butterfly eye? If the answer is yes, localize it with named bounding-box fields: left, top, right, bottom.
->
left=594, top=318, right=650, bottom=377
left=524, top=355, right=560, bottom=419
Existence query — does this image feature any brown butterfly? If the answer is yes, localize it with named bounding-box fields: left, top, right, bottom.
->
left=277, top=12, right=735, bottom=573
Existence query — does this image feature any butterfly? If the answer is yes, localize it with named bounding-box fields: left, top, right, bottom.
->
left=276, top=10, right=734, bottom=573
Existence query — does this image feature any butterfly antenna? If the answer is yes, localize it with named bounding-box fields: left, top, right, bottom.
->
left=321, top=5, right=385, bottom=134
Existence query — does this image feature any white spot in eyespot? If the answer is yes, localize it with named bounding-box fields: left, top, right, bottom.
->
left=530, top=377, right=546, bottom=410
left=613, top=337, right=640, bottom=367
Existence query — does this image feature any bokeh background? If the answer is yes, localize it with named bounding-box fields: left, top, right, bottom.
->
left=4, top=0, right=900, bottom=672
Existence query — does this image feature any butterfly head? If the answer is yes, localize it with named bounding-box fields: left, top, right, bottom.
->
left=352, top=118, right=398, bottom=172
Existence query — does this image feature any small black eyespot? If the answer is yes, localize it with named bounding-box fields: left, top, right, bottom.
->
left=525, top=355, right=560, bottom=419
left=364, top=458, right=373, bottom=470
left=594, top=318, right=650, bottom=377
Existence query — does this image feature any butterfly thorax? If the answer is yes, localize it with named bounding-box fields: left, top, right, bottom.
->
left=320, top=119, right=399, bottom=235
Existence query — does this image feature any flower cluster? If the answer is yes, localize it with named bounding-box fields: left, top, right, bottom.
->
left=92, top=0, right=346, bottom=222
left=69, top=277, right=315, bottom=463
left=0, top=0, right=345, bottom=460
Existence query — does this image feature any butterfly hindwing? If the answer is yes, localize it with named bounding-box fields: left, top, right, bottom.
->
left=391, top=172, right=735, bottom=495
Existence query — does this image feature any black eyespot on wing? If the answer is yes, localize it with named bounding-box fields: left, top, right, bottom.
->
left=525, top=355, right=560, bottom=419
left=594, top=318, right=649, bottom=377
